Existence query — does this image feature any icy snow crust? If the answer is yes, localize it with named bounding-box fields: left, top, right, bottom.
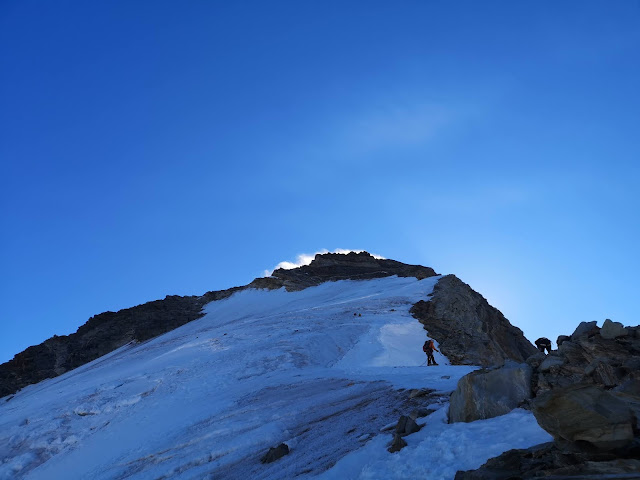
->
left=0, top=276, right=551, bottom=479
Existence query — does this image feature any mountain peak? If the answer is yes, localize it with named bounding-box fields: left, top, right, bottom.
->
left=260, top=251, right=438, bottom=291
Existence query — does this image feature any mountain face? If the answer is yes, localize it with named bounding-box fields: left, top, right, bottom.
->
left=0, top=266, right=553, bottom=480
left=0, top=252, right=530, bottom=398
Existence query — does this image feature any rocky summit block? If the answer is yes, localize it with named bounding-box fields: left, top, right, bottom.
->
left=410, top=275, right=538, bottom=367
left=449, top=362, right=532, bottom=423
left=262, top=251, right=438, bottom=292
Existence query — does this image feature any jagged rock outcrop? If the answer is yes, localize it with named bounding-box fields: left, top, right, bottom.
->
left=530, top=324, right=640, bottom=397
left=456, top=320, right=640, bottom=479
left=410, top=275, right=537, bottom=366
left=388, top=434, right=408, bottom=453
left=260, top=443, right=290, bottom=464
left=449, top=362, right=532, bottom=423
left=0, top=252, right=437, bottom=397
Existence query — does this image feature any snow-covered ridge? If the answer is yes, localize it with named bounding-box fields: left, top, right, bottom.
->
left=0, top=276, right=551, bottom=479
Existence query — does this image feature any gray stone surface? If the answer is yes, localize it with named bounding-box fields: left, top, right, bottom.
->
left=388, top=434, right=407, bottom=453
left=449, top=362, right=532, bottom=423
left=395, top=415, right=421, bottom=436
left=539, top=355, right=565, bottom=372
left=601, top=319, right=628, bottom=339
left=410, top=275, right=538, bottom=367
left=531, top=384, right=635, bottom=452
left=571, top=321, right=598, bottom=339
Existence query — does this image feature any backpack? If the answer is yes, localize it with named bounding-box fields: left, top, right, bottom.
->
left=423, top=341, right=429, bottom=353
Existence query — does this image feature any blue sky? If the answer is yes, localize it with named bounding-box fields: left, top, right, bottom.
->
left=1, top=1, right=639, bottom=363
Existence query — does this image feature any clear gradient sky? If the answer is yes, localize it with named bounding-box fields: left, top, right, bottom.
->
left=1, top=1, right=639, bottom=363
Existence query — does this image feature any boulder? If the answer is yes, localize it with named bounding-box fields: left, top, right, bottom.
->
left=410, top=275, right=538, bottom=367
left=556, top=334, right=570, bottom=347
left=395, top=415, right=421, bottom=436
left=449, top=362, right=532, bottom=423
left=388, top=434, right=407, bottom=453
left=525, top=352, right=546, bottom=368
left=584, top=360, right=619, bottom=387
left=531, top=384, right=635, bottom=452
left=601, top=319, right=628, bottom=340
left=538, top=355, right=565, bottom=372
left=260, top=443, right=290, bottom=464
left=571, top=321, right=598, bottom=339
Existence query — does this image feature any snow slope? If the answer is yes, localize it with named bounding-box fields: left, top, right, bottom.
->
left=0, top=276, right=551, bottom=479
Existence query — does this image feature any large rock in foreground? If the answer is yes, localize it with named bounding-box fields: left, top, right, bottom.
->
left=457, top=320, right=640, bottom=479
left=531, top=384, right=636, bottom=452
left=449, top=362, right=532, bottom=423
left=410, top=275, right=537, bottom=366
left=455, top=442, right=640, bottom=480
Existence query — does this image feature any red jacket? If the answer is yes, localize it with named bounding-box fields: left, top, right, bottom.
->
left=423, top=340, right=439, bottom=353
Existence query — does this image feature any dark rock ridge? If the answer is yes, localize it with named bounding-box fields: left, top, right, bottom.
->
left=0, top=252, right=437, bottom=397
left=257, top=251, right=438, bottom=291
left=410, top=274, right=537, bottom=366
left=0, top=293, right=222, bottom=398
left=455, top=320, right=640, bottom=479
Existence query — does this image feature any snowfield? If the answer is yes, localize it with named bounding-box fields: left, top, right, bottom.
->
left=0, top=276, right=552, bottom=479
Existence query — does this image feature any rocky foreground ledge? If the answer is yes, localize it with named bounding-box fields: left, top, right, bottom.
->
left=452, top=319, right=640, bottom=479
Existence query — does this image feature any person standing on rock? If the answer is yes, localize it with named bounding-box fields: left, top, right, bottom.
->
left=535, top=337, right=552, bottom=354
left=423, top=339, right=439, bottom=366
